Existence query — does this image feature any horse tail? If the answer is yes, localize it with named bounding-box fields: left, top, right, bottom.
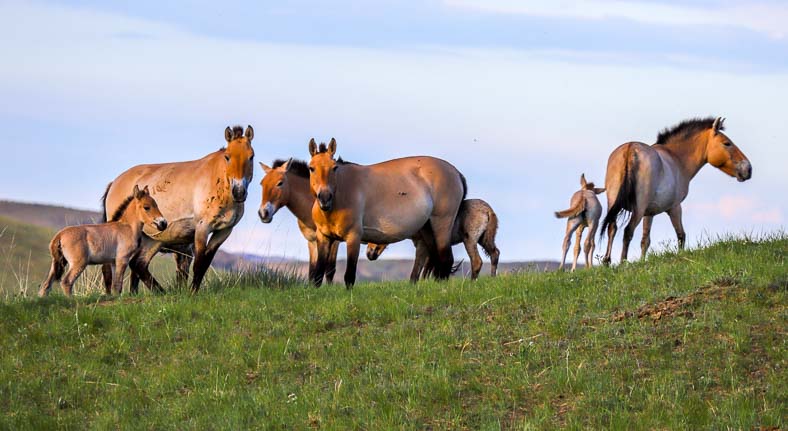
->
left=554, top=198, right=585, bottom=219
left=480, top=206, right=499, bottom=258
left=601, top=143, right=638, bottom=238
left=100, top=182, right=112, bottom=223
left=49, top=235, right=66, bottom=281
left=459, top=172, right=468, bottom=201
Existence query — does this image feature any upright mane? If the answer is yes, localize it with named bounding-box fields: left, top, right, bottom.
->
left=273, top=158, right=310, bottom=178
left=109, top=194, right=135, bottom=222
left=655, top=117, right=721, bottom=145
left=220, top=125, right=246, bottom=150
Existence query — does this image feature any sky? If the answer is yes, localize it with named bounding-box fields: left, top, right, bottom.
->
left=0, top=0, right=786, bottom=263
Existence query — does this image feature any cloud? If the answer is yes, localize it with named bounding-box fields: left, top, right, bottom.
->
left=444, top=0, right=788, bottom=39
left=686, top=195, right=783, bottom=224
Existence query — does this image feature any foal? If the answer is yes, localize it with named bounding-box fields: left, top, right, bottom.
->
left=366, top=199, right=500, bottom=280
left=555, top=174, right=605, bottom=271
left=39, top=186, right=167, bottom=296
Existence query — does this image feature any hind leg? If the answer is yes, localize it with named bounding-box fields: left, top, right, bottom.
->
left=602, top=222, right=617, bottom=266
left=429, top=216, right=455, bottom=280
left=585, top=220, right=599, bottom=269
left=640, top=216, right=653, bottom=260
left=409, top=238, right=429, bottom=283
left=112, top=260, right=128, bottom=295
left=464, top=237, right=483, bottom=280
left=571, top=224, right=585, bottom=272
left=101, top=264, right=113, bottom=294
left=60, top=261, right=87, bottom=296
left=39, top=259, right=64, bottom=297
left=130, top=241, right=163, bottom=294
left=667, top=204, right=686, bottom=251
left=620, top=209, right=645, bottom=262
left=560, top=218, right=582, bottom=271
left=175, top=252, right=192, bottom=285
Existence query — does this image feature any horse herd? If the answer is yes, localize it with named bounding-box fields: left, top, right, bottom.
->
left=39, top=117, right=752, bottom=297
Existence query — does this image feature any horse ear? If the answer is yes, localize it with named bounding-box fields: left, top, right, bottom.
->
left=308, top=138, right=318, bottom=156
left=594, top=187, right=606, bottom=195
left=132, top=185, right=141, bottom=198
left=712, top=117, right=725, bottom=134
left=328, top=138, right=337, bottom=156
left=285, top=157, right=294, bottom=172
left=245, top=125, right=254, bottom=141
left=142, top=185, right=150, bottom=195
left=260, top=162, right=271, bottom=174
left=225, top=127, right=233, bottom=142
left=580, top=173, right=587, bottom=188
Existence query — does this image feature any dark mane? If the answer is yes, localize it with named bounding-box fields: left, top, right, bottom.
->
left=221, top=125, right=246, bottom=150
left=109, top=194, right=135, bottom=222
left=336, top=156, right=356, bottom=165
left=655, top=117, right=720, bottom=145
left=273, top=158, right=309, bottom=178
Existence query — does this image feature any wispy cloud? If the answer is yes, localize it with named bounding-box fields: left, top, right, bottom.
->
left=445, top=0, right=788, bottom=39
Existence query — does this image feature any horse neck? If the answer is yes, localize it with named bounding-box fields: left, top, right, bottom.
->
left=660, top=133, right=708, bottom=179
left=117, top=204, right=145, bottom=238
left=285, top=173, right=316, bottom=224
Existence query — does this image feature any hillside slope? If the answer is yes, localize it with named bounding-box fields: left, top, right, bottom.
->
left=0, top=235, right=784, bottom=429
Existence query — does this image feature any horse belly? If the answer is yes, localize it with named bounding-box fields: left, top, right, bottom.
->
left=362, top=201, right=432, bottom=244
left=646, top=171, right=679, bottom=215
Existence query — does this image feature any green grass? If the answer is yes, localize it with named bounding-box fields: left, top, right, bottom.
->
left=0, top=234, right=785, bottom=430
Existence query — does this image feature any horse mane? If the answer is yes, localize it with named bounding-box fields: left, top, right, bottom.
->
left=273, top=158, right=310, bottom=178
left=109, top=194, right=135, bottom=222
left=272, top=156, right=357, bottom=179
left=655, top=117, right=721, bottom=145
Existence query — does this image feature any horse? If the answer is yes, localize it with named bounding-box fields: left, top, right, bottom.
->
left=258, top=158, right=341, bottom=283
left=101, top=125, right=255, bottom=292
left=39, top=186, right=167, bottom=297
left=554, top=174, right=605, bottom=271
left=307, top=138, right=467, bottom=288
left=601, top=117, right=752, bottom=264
left=366, top=198, right=500, bottom=280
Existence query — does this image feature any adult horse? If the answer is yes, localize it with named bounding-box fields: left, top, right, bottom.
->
left=307, top=139, right=466, bottom=288
left=101, top=125, right=255, bottom=292
left=258, top=158, right=341, bottom=284
left=601, top=117, right=752, bottom=265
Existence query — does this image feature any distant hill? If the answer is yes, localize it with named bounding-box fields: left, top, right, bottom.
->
left=0, top=199, right=562, bottom=290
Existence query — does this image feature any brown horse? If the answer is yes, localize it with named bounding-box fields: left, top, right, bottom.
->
left=40, top=186, right=167, bottom=296
left=258, top=159, right=341, bottom=283
left=101, top=125, right=255, bottom=292
left=555, top=174, right=605, bottom=271
left=366, top=198, right=500, bottom=280
left=601, top=117, right=752, bottom=264
left=307, top=139, right=467, bottom=287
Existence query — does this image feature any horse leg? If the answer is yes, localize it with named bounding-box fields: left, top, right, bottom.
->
left=112, top=259, right=128, bottom=295
left=101, top=263, right=113, bottom=295
left=429, top=216, right=455, bottom=280
left=585, top=220, right=599, bottom=269
left=191, top=227, right=233, bottom=292
left=620, top=209, right=645, bottom=263
left=343, top=232, right=362, bottom=289
left=560, top=218, right=581, bottom=271
left=312, top=235, right=333, bottom=287
left=464, top=237, right=483, bottom=280
left=602, top=221, right=617, bottom=266
left=326, top=241, right=339, bottom=284
left=130, top=242, right=163, bottom=294
left=39, top=256, right=66, bottom=297
left=667, top=204, right=686, bottom=250
left=572, top=224, right=585, bottom=272
left=410, top=239, right=429, bottom=283
left=640, top=215, right=653, bottom=260
left=61, top=261, right=86, bottom=296
left=307, top=240, right=318, bottom=284
left=175, top=252, right=192, bottom=286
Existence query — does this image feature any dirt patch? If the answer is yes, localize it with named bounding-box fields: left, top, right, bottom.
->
left=611, top=284, right=734, bottom=323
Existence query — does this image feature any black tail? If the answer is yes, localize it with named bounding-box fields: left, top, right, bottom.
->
left=601, top=144, right=637, bottom=238
left=100, top=182, right=112, bottom=223
left=459, top=172, right=468, bottom=201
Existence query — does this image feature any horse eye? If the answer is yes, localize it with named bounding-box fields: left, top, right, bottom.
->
left=224, top=155, right=230, bottom=162
left=724, top=142, right=732, bottom=147
left=143, top=206, right=151, bottom=211
left=332, top=165, right=338, bottom=172
left=276, top=181, right=283, bottom=187
left=309, top=166, right=315, bottom=173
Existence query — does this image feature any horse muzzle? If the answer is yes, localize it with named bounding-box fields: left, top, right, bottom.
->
left=317, top=190, right=334, bottom=212
left=154, top=218, right=168, bottom=232
left=258, top=203, right=276, bottom=223
left=736, top=160, right=752, bottom=182
left=366, top=247, right=380, bottom=261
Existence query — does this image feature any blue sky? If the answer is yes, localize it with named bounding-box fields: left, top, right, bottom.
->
left=0, top=0, right=786, bottom=262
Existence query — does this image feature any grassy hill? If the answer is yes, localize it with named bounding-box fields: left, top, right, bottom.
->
left=0, top=234, right=784, bottom=429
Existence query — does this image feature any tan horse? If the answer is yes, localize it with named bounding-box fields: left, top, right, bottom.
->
left=555, top=174, right=605, bottom=271
left=40, top=186, right=167, bottom=297
left=366, top=198, right=500, bottom=280
left=307, top=139, right=466, bottom=287
left=258, top=159, right=341, bottom=283
left=101, top=125, right=255, bottom=292
left=601, top=117, right=752, bottom=264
